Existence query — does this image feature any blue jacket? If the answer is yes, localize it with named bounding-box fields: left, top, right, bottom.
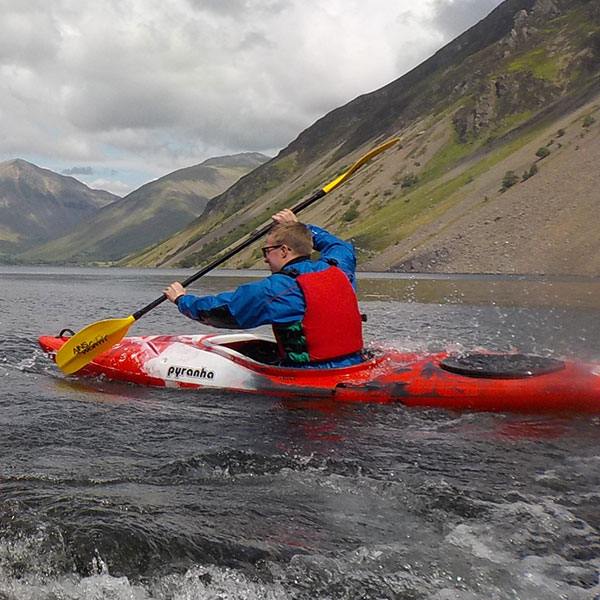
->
left=176, top=225, right=361, bottom=368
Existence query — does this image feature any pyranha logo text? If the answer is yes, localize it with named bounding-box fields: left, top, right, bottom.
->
left=167, top=365, right=215, bottom=380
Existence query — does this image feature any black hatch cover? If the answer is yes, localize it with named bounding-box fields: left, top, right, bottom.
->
left=440, top=353, right=566, bottom=379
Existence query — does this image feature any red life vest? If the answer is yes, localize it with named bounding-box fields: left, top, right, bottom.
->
left=274, top=265, right=363, bottom=364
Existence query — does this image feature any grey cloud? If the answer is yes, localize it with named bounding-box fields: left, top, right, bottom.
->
left=185, top=0, right=287, bottom=18
left=63, top=166, right=94, bottom=175
left=0, top=0, right=508, bottom=193
left=0, top=9, right=60, bottom=67
left=238, top=31, right=272, bottom=51
left=430, top=0, right=504, bottom=40
left=185, top=0, right=248, bottom=15
left=65, top=80, right=183, bottom=132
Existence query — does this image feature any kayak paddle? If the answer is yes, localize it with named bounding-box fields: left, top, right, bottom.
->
left=55, top=137, right=399, bottom=374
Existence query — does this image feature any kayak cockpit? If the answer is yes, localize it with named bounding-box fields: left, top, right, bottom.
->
left=200, top=333, right=383, bottom=371
left=200, top=333, right=281, bottom=365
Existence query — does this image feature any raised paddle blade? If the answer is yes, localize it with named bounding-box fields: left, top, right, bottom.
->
left=55, top=315, right=136, bottom=374
left=321, top=138, right=399, bottom=194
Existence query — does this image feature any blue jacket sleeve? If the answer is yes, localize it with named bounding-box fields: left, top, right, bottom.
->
left=176, top=275, right=304, bottom=330
left=177, top=289, right=242, bottom=328
left=308, top=224, right=358, bottom=289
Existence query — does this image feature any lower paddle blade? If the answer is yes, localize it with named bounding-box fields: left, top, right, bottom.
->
left=55, top=315, right=136, bottom=374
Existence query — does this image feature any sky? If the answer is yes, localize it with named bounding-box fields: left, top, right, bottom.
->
left=0, top=0, right=505, bottom=196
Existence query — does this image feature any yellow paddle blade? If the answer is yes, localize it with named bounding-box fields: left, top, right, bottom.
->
left=321, top=137, right=399, bottom=194
left=56, top=315, right=136, bottom=374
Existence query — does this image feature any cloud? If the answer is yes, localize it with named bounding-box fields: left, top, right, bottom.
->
left=89, top=178, right=132, bottom=197
left=430, top=0, right=508, bottom=39
left=0, top=0, right=505, bottom=194
left=62, top=166, right=94, bottom=175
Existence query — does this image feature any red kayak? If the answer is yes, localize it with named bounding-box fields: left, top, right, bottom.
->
left=38, top=332, right=600, bottom=413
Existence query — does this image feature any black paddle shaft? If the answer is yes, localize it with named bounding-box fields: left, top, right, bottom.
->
left=132, top=189, right=326, bottom=321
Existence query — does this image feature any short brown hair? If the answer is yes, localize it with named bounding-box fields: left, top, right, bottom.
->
left=269, top=221, right=313, bottom=256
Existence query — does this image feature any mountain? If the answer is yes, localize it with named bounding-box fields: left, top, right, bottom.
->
left=126, top=0, right=600, bottom=276
left=21, top=152, right=269, bottom=264
left=0, top=159, right=117, bottom=258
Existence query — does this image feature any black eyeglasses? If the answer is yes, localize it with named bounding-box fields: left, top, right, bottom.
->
left=261, top=244, right=283, bottom=257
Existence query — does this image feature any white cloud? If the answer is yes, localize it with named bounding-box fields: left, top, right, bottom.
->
left=0, top=0, right=505, bottom=194
left=89, top=178, right=133, bottom=197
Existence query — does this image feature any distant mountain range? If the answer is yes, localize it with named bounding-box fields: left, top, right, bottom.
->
left=0, top=159, right=116, bottom=256
left=3, top=0, right=600, bottom=275
left=0, top=153, right=268, bottom=264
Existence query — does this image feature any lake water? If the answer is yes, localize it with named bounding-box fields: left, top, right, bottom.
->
left=1, top=266, right=600, bottom=599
